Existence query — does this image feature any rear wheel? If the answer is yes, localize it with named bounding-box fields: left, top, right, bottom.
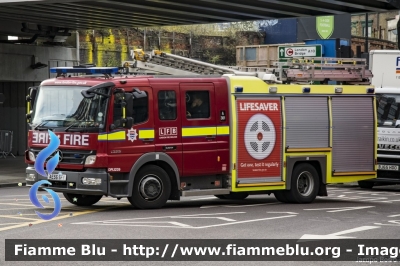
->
left=286, top=163, right=320, bottom=203
left=63, top=193, right=102, bottom=206
left=128, top=165, right=171, bottom=209
left=358, top=181, right=374, bottom=189
left=274, top=191, right=290, bottom=203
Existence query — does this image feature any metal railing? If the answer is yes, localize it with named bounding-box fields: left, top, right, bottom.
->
left=0, top=130, right=15, bottom=158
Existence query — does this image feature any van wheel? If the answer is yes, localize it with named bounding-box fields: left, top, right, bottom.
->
left=274, top=191, right=290, bottom=203
left=63, top=193, right=102, bottom=206
left=286, top=163, right=320, bottom=203
left=358, top=181, right=374, bottom=189
left=128, top=165, right=171, bottom=209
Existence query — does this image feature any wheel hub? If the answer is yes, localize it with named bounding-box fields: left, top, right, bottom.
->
left=140, top=176, right=162, bottom=200
left=297, top=171, right=314, bottom=197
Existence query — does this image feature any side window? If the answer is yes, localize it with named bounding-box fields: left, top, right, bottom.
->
left=158, top=91, right=177, bottom=120
left=186, top=91, right=210, bottom=119
left=113, top=93, right=124, bottom=128
left=133, top=91, right=148, bottom=124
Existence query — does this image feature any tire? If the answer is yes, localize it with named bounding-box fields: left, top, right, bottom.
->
left=274, top=191, right=290, bottom=203
left=128, top=165, right=171, bottom=209
left=63, top=193, right=102, bottom=206
left=358, top=181, right=374, bottom=189
left=215, top=195, right=227, bottom=199
left=286, top=163, right=320, bottom=204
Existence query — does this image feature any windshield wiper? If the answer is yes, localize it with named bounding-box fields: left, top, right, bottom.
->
left=65, top=122, right=81, bottom=132
left=33, top=121, right=50, bottom=130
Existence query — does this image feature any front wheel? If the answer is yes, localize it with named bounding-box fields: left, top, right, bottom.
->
left=286, top=163, right=320, bottom=204
left=63, top=193, right=102, bottom=206
left=128, top=165, right=171, bottom=209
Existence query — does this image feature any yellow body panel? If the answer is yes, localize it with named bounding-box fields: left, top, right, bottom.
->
left=226, top=76, right=377, bottom=192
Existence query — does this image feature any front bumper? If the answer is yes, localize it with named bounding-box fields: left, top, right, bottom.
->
left=26, top=165, right=108, bottom=195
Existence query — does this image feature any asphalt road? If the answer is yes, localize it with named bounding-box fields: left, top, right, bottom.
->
left=1, top=183, right=400, bottom=266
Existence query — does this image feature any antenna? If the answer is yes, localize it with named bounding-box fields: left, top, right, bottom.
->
left=381, top=73, right=384, bottom=88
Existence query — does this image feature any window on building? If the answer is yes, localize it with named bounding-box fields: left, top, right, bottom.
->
left=186, top=91, right=210, bottom=119
left=362, top=26, right=372, bottom=37
left=388, top=29, right=397, bottom=42
left=158, top=91, right=177, bottom=120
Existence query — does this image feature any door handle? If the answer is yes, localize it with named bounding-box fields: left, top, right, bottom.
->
left=142, top=139, right=154, bottom=142
left=205, top=135, right=216, bottom=140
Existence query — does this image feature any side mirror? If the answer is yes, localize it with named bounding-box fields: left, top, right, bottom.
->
left=123, top=93, right=134, bottom=129
left=26, top=110, right=32, bottom=119
left=0, top=93, right=4, bottom=104
left=27, top=86, right=38, bottom=109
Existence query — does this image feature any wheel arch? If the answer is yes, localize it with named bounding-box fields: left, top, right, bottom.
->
left=128, top=152, right=180, bottom=200
left=285, top=155, right=327, bottom=191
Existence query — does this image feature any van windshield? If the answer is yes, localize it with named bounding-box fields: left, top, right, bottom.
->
left=377, top=94, right=400, bottom=127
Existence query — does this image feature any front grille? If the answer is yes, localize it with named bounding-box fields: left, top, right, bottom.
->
left=31, top=148, right=95, bottom=165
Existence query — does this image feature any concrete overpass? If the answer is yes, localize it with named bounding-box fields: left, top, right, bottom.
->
left=0, top=0, right=399, bottom=38
left=0, top=0, right=399, bottom=158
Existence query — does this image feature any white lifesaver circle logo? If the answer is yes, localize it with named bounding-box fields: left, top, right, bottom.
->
left=244, top=113, right=276, bottom=160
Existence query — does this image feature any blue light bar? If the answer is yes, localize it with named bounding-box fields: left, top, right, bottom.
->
left=50, top=67, right=119, bottom=74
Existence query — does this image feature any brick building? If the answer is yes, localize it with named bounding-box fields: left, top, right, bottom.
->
left=351, top=11, right=399, bottom=53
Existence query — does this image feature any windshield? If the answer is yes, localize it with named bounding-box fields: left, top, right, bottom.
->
left=31, top=86, right=109, bottom=131
left=377, top=94, right=400, bottom=128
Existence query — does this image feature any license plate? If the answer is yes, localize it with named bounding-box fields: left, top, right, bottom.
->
left=378, top=164, right=399, bottom=171
left=48, top=174, right=67, bottom=181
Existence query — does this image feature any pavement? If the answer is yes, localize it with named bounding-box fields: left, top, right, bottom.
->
left=0, top=156, right=26, bottom=188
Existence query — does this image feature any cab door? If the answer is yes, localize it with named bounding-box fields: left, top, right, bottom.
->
left=106, top=87, right=155, bottom=172
left=180, top=83, right=217, bottom=176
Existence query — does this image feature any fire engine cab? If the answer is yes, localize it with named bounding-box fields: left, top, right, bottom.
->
left=25, top=55, right=377, bottom=209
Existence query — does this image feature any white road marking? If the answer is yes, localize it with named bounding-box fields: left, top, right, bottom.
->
left=72, top=214, right=297, bottom=229
left=267, top=212, right=298, bottom=215
left=200, top=203, right=279, bottom=208
left=304, top=206, right=375, bottom=213
left=300, top=226, right=380, bottom=240
left=388, top=214, right=400, bottom=217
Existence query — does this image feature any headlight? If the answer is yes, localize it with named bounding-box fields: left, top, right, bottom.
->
left=82, top=177, right=102, bottom=185
left=28, top=151, right=36, bottom=162
left=85, top=155, right=96, bottom=165
left=26, top=173, right=36, bottom=181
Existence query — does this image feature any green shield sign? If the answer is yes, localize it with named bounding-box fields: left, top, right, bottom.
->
left=316, top=16, right=334, bottom=39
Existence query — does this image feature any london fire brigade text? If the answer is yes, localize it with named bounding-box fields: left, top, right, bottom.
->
left=239, top=102, right=278, bottom=111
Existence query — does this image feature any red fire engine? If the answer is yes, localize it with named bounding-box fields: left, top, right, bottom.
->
left=25, top=54, right=377, bottom=209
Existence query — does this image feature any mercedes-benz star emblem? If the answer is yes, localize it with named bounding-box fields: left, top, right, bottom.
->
left=49, top=149, right=63, bottom=162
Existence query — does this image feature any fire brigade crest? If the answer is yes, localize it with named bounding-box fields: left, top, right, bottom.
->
left=127, top=128, right=138, bottom=142
left=244, top=113, right=276, bottom=160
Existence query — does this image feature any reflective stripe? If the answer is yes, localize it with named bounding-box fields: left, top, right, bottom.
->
left=108, top=131, right=125, bottom=140
left=98, top=134, right=108, bottom=141
left=139, top=129, right=155, bottom=139
left=217, top=126, right=230, bottom=135
left=182, top=127, right=216, bottom=137
left=98, top=131, right=125, bottom=141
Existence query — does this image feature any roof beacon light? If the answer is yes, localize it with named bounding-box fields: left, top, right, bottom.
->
left=366, top=88, right=375, bottom=93
left=303, top=87, right=311, bottom=93
left=235, top=86, right=243, bottom=93
left=50, top=67, right=119, bottom=75
left=269, top=87, right=278, bottom=93
left=335, top=87, right=343, bottom=93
